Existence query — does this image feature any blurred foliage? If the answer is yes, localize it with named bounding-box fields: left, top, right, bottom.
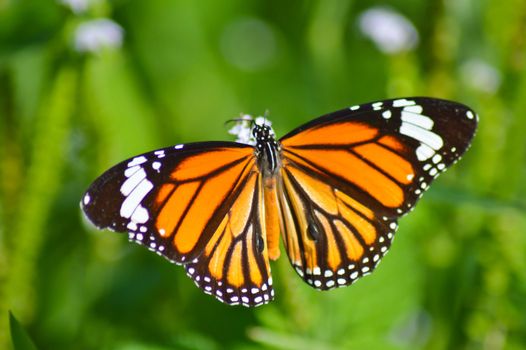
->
left=9, top=312, right=37, bottom=350
left=1, top=0, right=525, bottom=349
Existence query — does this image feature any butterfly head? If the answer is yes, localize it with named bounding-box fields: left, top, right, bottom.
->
left=252, top=123, right=273, bottom=141
left=228, top=114, right=278, bottom=146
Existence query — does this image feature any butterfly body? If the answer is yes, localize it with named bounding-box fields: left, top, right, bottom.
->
left=82, top=97, right=477, bottom=307
left=253, top=123, right=282, bottom=177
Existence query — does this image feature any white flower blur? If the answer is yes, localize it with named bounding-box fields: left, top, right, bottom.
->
left=460, top=59, right=501, bottom=94
left=220, top=17, right=277, bottom=71
left=228, top=115, right=253, bottom=145
left=228, top=114, right=274, bottom=145
left=74, top=19, right=124, bottom=53
left=59, top=0, right=93, bottom=14
left=358, top=7, right=419, bottom=54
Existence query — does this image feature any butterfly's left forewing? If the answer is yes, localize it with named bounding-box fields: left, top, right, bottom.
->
left=278, top=97, right=477, bottom=289
left=82, top=141, right=274, bottom=306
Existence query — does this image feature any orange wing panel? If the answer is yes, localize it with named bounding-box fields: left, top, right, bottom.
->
left=315, top=211, right=342, bottom=270
left=354, top=143, right=415, bottom=185
left=172, top=148, right=251, bottom=181
left=174, top=160, right=248, bottom=253
left=334, top=220, right=364, bottom=261
left=156, top=181, right=200, bottom=238
left=286, top=166, right=339, bottom=215
left=155, top=183, right=175, bottom=208
left=289, top=149, right=404, bottom=208
left=334, top=189, right=374, bottom=220
left=337, top=198, right=377, bottom=245
left=378, top=135, right=407, bottom=152
left=206, top=217, right=231, bottom=280
left=281, top=122, right=378, bottom=148
left=227, top=242, right=245, bottom=287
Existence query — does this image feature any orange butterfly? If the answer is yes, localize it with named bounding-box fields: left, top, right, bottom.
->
left=81, top=97, right=478, bottom=307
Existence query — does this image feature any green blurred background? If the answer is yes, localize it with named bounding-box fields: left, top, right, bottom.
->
left=1, top=0, right=525, bottom=349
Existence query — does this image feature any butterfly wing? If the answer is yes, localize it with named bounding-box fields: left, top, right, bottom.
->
left=81, top=141, right=274, bottom=306
left=278, top=97, right=478, bottom=290
left=183, top=170, right=275, bottom=306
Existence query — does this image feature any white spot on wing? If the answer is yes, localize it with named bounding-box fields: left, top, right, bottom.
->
left=174, top=144, right=184, bottom=150
left=120, top=168, right=147, bottom=196
left=120, top=179, right=153, bottom=219
left=401, top=111, right=434, bottom=130
left=403, top=105, right=423, bottom=114
left=128, top=156, right=147, bottom=167
left=400, top=123, right=443, bottom=150
left=393, top=99, right=415, bottom=107
left=124, top=165, right=140, bottom=178
left=83, top=193, right=91, bottom=205
left=131, top=205, right=149, bottom=224
left=416, top=144, right=435, bottom=161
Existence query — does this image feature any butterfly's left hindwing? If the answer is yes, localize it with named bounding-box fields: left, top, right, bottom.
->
left=184, top=171, right=275, bottom=306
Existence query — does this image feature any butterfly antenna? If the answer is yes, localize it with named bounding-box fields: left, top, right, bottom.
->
left=224, top=117, right=249, bottom=127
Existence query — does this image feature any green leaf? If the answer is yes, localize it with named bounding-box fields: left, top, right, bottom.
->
left=9, top=312, right=37, bottom=350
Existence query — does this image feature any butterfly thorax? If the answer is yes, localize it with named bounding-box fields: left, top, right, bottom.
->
left=253, top=124, right=282, bottom=178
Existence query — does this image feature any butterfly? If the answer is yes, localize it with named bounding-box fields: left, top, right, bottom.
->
left=81, top=97, right=478, bottom=307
